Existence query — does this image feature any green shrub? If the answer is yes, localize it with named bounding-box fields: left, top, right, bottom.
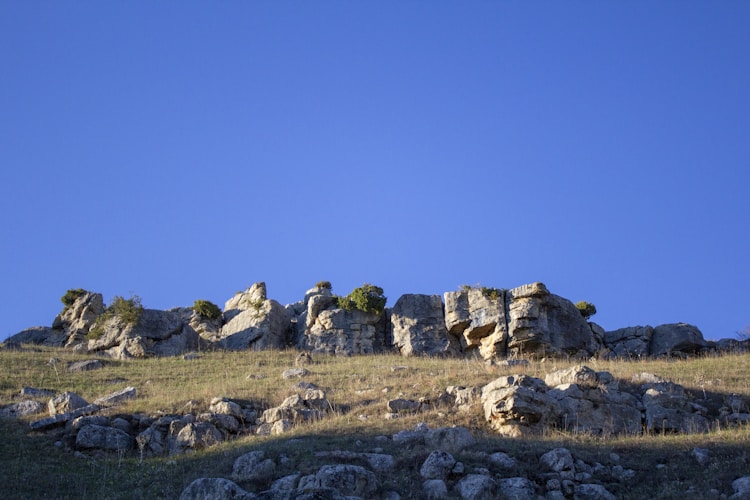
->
left=337, top=283, right=387, bottom=315
left=87, top=294, right=143, bottom=340
left=315, top=281, right=333, bottom=290
left=575, top=301, right=597, bottom=320
left=480, top=286, right=505, bottom=301
left=61, top=288, right=87, bottom=309
left=192, top=300, right=222, bottom=320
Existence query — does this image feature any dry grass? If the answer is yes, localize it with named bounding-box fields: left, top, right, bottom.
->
left=1, top=346, right=750, bottom=498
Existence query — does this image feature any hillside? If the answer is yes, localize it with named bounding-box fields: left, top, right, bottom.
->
left=2, top=346, right=750, bottom=499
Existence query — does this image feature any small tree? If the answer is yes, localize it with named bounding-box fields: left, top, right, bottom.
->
left=315, top=281, right=333, bottom=290
left=61, top=288, right=87, bottom=310
left=338, top=283, right=387, bottom=315
left=193, top=300, right=222, bottom=320
left=575, top=301, right=597, bottom=320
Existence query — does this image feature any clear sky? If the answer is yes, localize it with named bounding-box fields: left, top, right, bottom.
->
left=1, top=2, right=748, bottom=342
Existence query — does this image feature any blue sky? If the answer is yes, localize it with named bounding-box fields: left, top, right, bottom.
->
left=1, top=2, right=748, bottom=342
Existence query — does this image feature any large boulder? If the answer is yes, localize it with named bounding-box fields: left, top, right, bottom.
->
left=53, top=291, right=105, bottom=347
left=6, top=327, right=68, bottom=347
left=75, top=424, right=134, bottom=451
left=642, top=381, right=710, bottom=433
left=87, top=307, right=200, bottom=358
left=298, top=464, right=378, bottom=498
left=298, top=293, right=388, bottom=355
left=391, top=294, right=459, bottom=356
left=481, top=374, right=561, bottom=437
left=506, top=282, right=599, bottom=358
left=649, top=323, right=707, bottom=357
left=603, top=326, right=653, bottom=358
left=444, top=288, right=507, bottom=359
left=219, top=283, right=291, bottom=350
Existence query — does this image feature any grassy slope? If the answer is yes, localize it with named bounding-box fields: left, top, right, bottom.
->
left=1, top=347, right=749, bottom=499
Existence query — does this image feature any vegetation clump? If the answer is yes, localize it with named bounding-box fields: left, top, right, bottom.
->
left=87, top=295, right=144, bottom=340
left=575, top=301, right=597, bottom=320
left=337, top=283, right=387, bottom=315
left=315, top=281, right=332, bottom=290
left=480, top=286, right=505, bottom=301
left=192, top=300, right=222, bottom=320
left=61, top=288, right=87, bottom=310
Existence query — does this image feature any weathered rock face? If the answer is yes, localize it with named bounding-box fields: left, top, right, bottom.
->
left=219, top=283, right=291, bottom=350
left=53, top=291, right=105, bottom=347
left=444, top=288, right=508, bottom=359
left=649, top=323, right=708, bottom=357
left=6, top=327, right=68, bottom=347
left=481, top=374, right=561, bottom=437
left=298, top=290, right=388, bottom=355
left=391, top=294, right=458, bottom=356
left=87, top=308, right=201, bottom=359
left=506, top=283, right=599, bottom=358
left=444, top=283, right=599, bottom=360
left=604, top=326, right=654, bottom=358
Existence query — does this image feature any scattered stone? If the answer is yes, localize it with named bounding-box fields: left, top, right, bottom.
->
left=387, top=398, right=421, bottom=413
left=30, top=404, right=101, bottom=431
left=282, top=368, right=310, bottom=379
left=183, top=352, right=201, bottom=360
left=48, top=392, right=89, bottom=416
left=540, top=448, right=575, bottom=473
left=295, top=352, right=313, bottom=365
left=232, top=450, right=276, bottom=483
left=315, top=451, right=395, bottom=472
left=488, top=451, right=517, bottom=469
left=420, top=450, right=456, bottom=480
left=574, top=483, right=617, bottom=500
left=692, top=447, right=711, bottom=465
left=178, top=477, right=252, bottom=500
left=75, top=424, right=134, bottom=451
left=0, top=400, right=44, bottom=418
left=425, top=426, right=476, bottom=453
left=423, top=479, right=448, bottom=499
left=302, top=464, right=378, bottom=498
left=731, top=477, right=750, bottom=499
left=93, top=386, right=136, bottom=407
left=454, top=474, right=496, bottom=500
left=497, top=477, right=536, bottom=500
left=67, top=359, right=105, bottom=372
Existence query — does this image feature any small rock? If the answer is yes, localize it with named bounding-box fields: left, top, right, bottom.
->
left=282, top=368, right=310, bottom=379
left=178, top=477, right=250, bottom=500
left=232, top=450, right=276, bottom=483
left=423, top=479, right=448, bottom=499
left=488, top=451, right=517, bottom=469
left=497, top=477, right=536, bottom=500
left=692, top=447, right=711, bottom=465
left=387, top=398, right=421, bottom=413
left=540, top=448, right=574, bottom=473
left=574, top=483, right=617, bottom=500
left=48, top=392, right=89, bottom=416
left=455, top=474, right=496, bottom=500
left=93, top=387, right=136, bottom=407
left=731, top=476, right=750, bottom=499
left=420, top=450, right=456, bottom=480
left=425, top=426, right=476, bottom=453
left=0, top=400, right=44, bottom=418
left=67, top=360, right=105, bottom=372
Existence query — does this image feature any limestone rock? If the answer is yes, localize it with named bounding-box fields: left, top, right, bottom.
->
left=93, top=386, right=136, bottom=407
left=75, top=424, right=134, bottom=451
left=642, top=381, right=709, bottom=433
left=220, top=284, right=291, bottom=350
left=423, top=479, right=448, bottom=499
left=420, top=450, right=456, bottom=480
left=497, top=477, right=536, bottom=500
left=604, top=326, right=653, bottom=358
left=391, top=294, right=458, bottom=357
left=171, top=422, right=223, bottom=453
left=0, top=400, right=44, bottom=418
left=6, top=327, right=68, bottom=347
left=302, top=464, right=378, bottom=498
left=540, top=448, right=575, bottom=473
left=506, top=283, right=598, bottom=358
left=67, top=359, right=105, bottom=372
left=481, top=375, right=560, bottom=436
left=300, top=297, right=388, bottom=355
left=49, top=392, right=89, bottom=416
left=54, top=291, right=105, bottom=347
left=444, top=288, right=508, bottom=359
left=179, top=478, right=253, bottom=500
left=232, top=450, right=276, bottom=483
left=731, top=477, right=750, bottom=499
left=649, top=323, right=707, bottom=357
left=454, top=474, right=496, bottom=500
left=424, top=426, right=476, bottom=453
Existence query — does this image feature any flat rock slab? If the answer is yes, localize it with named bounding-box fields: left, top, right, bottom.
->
left=68, top=360, right=105, bottom=372
left=93, top=387, right=136, bottom=407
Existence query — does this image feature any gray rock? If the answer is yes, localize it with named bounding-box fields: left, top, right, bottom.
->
left=93, top=386, right=136, bottom=407
left=54, top=291, right=106, bottom=346
left=314, top=451, right=395, bottom=473
left=420, top=450, right=456, bottom=480
left=0, top=400, right=44, bottom=418
left=454, top=474, right=496, bottom=500
left=423, top=479, right=448, bottom=499
left=304, top=464, right=378, bottom=497
left=692, top=447, right=711, bottom=465
left=67, top=359, right=105, bottom=372
left=604, top=326, right=653, bottom=358
left=425, top=426, right=476, bottom=453
left=220, top=284, right=291, bottom=350
left=391, top=294, right=458, bottom=357
left=387, top=398, right=421, bottom=413
left=171, top=422, right=223, bottom=453
left=650, top=323, right=707, bottom=357
left=49, top=392, right=89, bottom=416
left=444, top=287, right=508, bottom=359
left=283, top=368, right=310, bottom=379
left=6, top=326, right=68, bottom=347
left=232, top=450, right=276, bottom=483
left=642, top=381, right=710, bottom=433
left=544, top=365, right=600, bottom=389
left=481, top=375, right=560, bottom=436
left=573, top=483, right=616, bottom=500
left=497, top=477, right=536, bottom=500
left=75, top=424, right=134, bottom=451
left=540, top=448, right=574, bottom=473
left=30, top=404, right=101, bottom=431
left=179, top=477, right=253, bottom=500
left=71, top=415, right=109, bottom=431
left=210, top=398, right=244, bottom=418
left=731, top=477, right=750, bottom=499
left=488, top=451, right=517, bottom=469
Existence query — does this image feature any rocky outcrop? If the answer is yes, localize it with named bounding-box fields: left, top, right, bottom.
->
left=391, top=294, right=458, bottom=356
left=6, top=280, right=717, bottom=362
left=220, top=283, right=291, bottom=350
left=298, top=290, right=388, bottom=355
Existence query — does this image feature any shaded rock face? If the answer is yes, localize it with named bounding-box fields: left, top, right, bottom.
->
left=444, top=288, right=507, bottom=359
left=444, top=283, right=599, bottom=360
left=506, top=283, right=598, bottom=358
left=219, top=283, right=291, bottom=350
left=604, top=326, right=653, bottom=358
left=650, top=323, right=708, bottom=357
left=391, top=294, right=459, bottom=356
left=298, top=291, right=388, bottom=355
left=53, top=291, right=105, bottom=347
left=87, top=308, right=201, bottom=359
